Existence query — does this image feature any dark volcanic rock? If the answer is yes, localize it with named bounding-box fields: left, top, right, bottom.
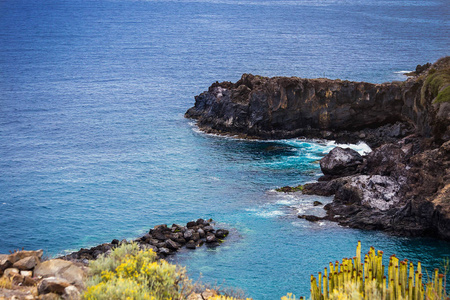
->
left=206, top=233, right=218, bottom=243
left=186, top=221, right=197, bottom=228
left=185, top=241, right=197, bottom=249
left=298, top=215, right=322, bottom=222
left=165, top=239, right=181, bottom=250
left=183, top=229, right=193, bottom=240
left=215, top=229, right=229, bottom=239
left=320, top=147, right=363, bottom=176
left=197, top=228, right=206, bottom=238
left=364, top=144, right=406, bottom=176
left=186, top=57, right=449, bottom=146
left=61, top=219, right=231, bottom=261
left=333, top=175, right=402, bottom=211
left=320, top=139, right=450, bottom=239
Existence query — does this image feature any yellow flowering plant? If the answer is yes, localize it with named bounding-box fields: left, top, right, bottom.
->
left=83, top=243, right=192, bottom=300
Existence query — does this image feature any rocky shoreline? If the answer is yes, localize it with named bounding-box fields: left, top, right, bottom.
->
left=0, top=219, right=229, bottom=299
left=185, top=57, right=450, bottom=240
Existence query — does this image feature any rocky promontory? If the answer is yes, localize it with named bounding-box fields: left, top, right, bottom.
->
left=186, top=57, right=450, bottom=240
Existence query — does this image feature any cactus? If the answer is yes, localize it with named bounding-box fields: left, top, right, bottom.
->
left=309, top=241, right=448, bottom=300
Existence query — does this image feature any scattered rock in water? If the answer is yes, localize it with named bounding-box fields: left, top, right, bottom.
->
left=313, top=201, right=323, bottom=206
left=206, top=233, right=218, bottom=243
left=275, top=185, right=304, bottom=192
left=215, top=229, right=229, bottom=239
left=186, top=240, right=197, bottom=249
left=298, top=215, right=323, bottom=222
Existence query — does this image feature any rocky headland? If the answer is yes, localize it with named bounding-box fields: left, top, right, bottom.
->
left=186, top=57, right=450, bottom=240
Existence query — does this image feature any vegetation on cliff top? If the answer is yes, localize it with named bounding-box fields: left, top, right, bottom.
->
left=421, top=57, right=450, bottom=104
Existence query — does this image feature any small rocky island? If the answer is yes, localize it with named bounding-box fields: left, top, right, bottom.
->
left=186, top=57, right=450, bottom=240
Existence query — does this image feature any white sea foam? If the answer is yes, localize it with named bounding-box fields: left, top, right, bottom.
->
left=189, top=122, right=371, bottom=156
left=275, top=199, right=296, bottom=205
left=255, top=210, right=284, bottom=218
left=323, top=140, right=372, bottom=155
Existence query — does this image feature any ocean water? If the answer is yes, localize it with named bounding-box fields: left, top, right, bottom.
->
left=0, top=0, right=449, bottom=298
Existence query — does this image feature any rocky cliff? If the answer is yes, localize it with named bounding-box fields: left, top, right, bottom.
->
left=186, top=57, right=450, bottom=240
left=186, top=57, right=449, bottom=148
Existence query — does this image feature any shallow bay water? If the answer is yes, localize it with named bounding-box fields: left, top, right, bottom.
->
left=0, top=0, right=449, bottom=298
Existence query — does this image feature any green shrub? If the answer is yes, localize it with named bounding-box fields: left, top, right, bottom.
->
left=421, top=67, right=450, bottom=104
left=83, top=243, right=193, bottom=300
left=434, top=86, right=450, bottom=104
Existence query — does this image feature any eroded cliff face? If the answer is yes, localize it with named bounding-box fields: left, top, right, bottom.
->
left=186, top=57, right=450, bottom=240
left=186, top=57, right=449, bottom=147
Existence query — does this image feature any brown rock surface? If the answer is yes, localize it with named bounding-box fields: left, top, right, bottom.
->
left=13, top=256, right=38, bottom=271
left=37, top=277, right=71, bottom=295
left=34, top=260, right=84, bottom=289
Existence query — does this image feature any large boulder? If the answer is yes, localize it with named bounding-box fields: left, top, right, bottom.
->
left=0, top=254, right=13, bottom=275
left=1, top=250, right=43, bottom=275
left=34, top=259, right=85, bottom=288
left=9, top=250, right=43, bottom=264
left=13, top=256, right=38, bottom=270
left=320, top=147, right=363, bottom=176
left=38, top=277, right=71, bottom=295
left=62, top=285, right=81, bottom=300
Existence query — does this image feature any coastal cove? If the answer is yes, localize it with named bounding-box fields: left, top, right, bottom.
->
left=1, top=0, right=449, bottom=299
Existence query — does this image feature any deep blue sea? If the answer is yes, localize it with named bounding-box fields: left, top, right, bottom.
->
left=0, top=0, right=449, bottom=298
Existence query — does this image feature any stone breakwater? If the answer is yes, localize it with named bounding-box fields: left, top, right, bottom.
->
left=186, top=57, right=450, bottom=240
left=61, top=219, right=229, bottom=262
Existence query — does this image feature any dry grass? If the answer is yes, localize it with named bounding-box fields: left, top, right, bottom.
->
left=0, top=277, right=12, bottom=289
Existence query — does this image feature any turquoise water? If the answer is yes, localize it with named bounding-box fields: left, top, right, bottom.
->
left=0, top=0, right=449, bottom=298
